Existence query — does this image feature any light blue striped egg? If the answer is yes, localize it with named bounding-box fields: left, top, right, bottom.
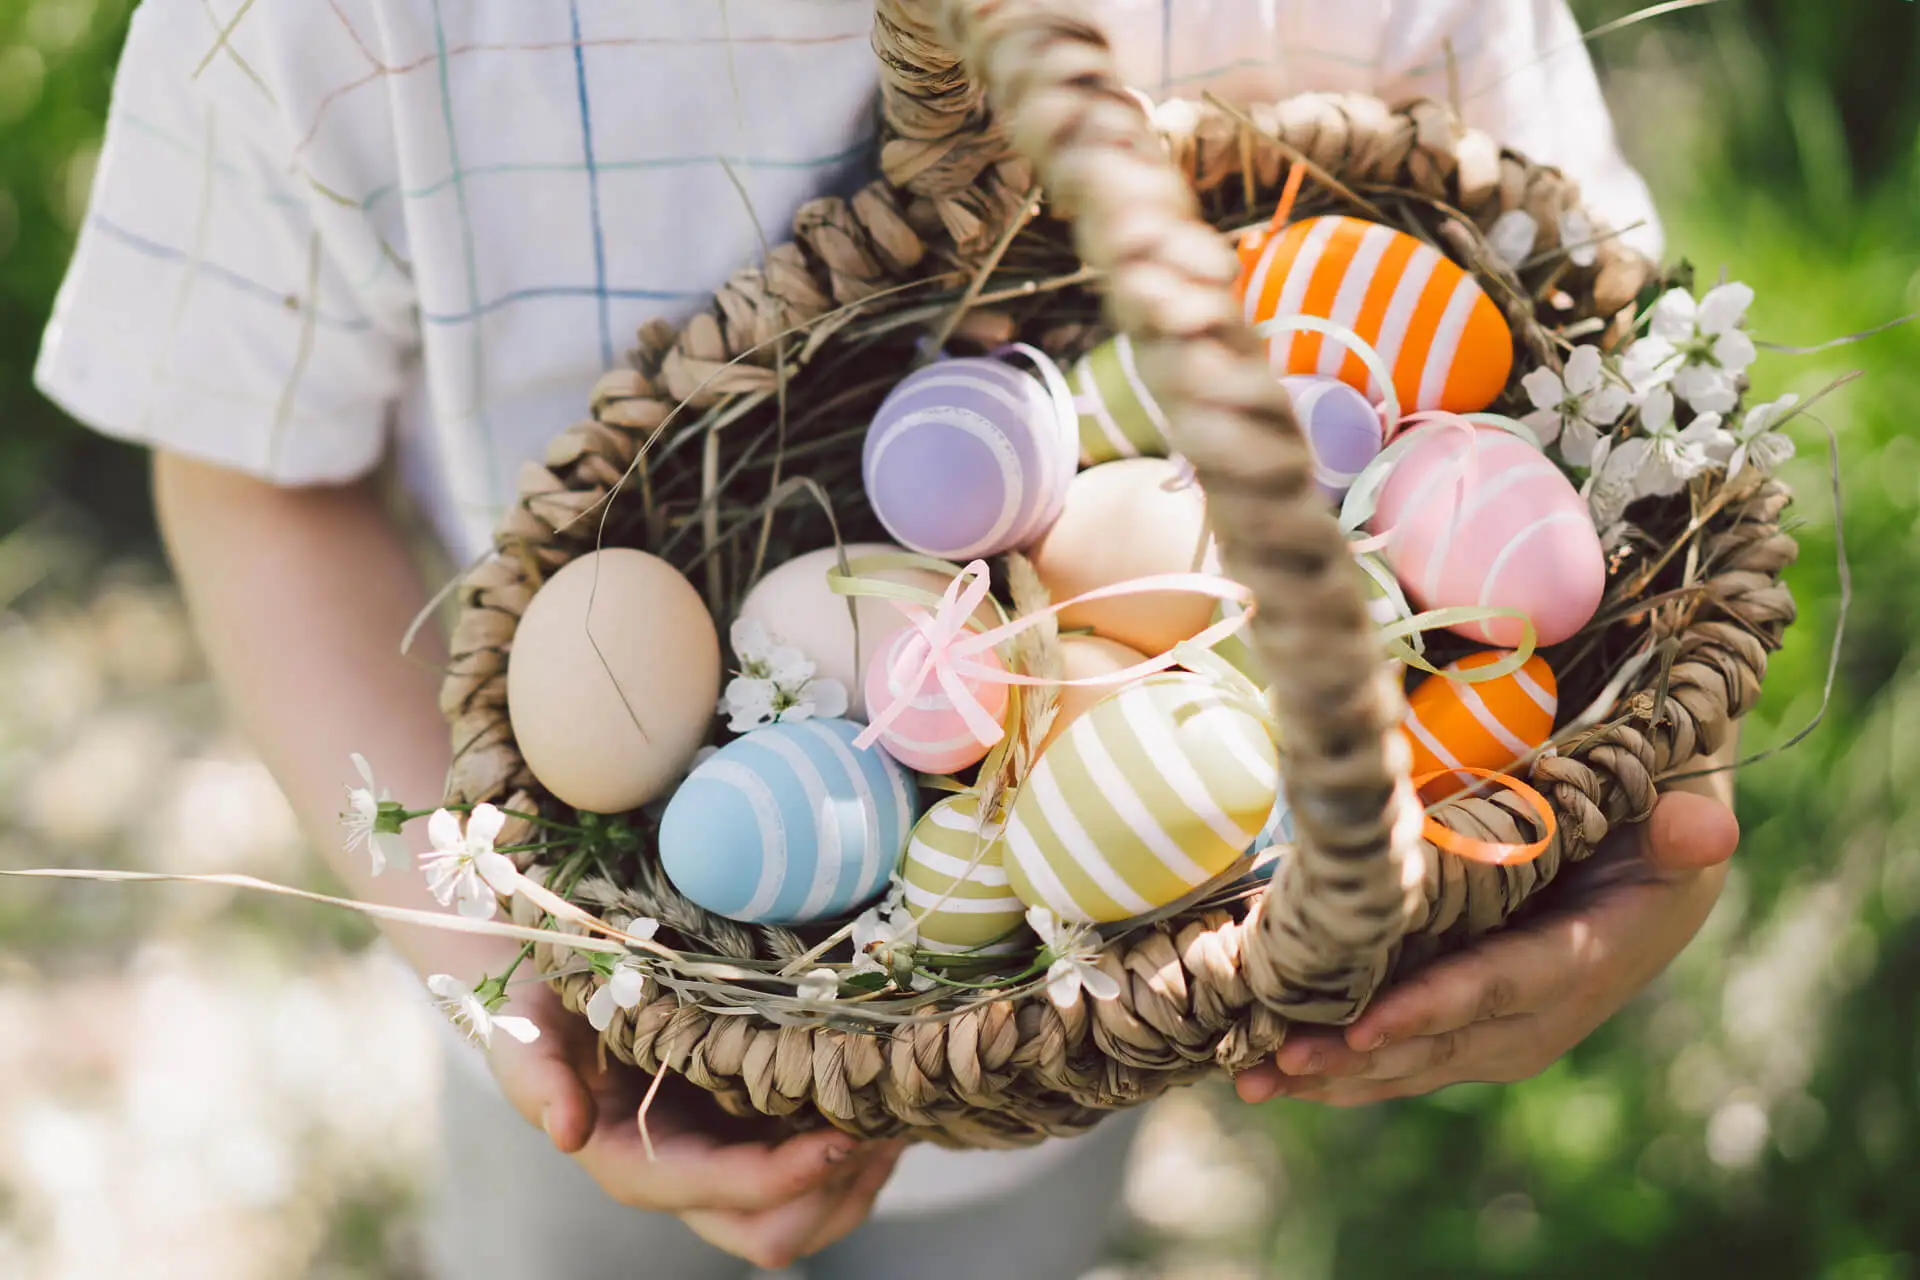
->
left=659, top=718, right=920, bottom=925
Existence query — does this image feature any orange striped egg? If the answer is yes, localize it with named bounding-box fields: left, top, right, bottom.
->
left=1238, top=215, right=1513, bottom=415
left=1402, top=652, right=1558, bottom=791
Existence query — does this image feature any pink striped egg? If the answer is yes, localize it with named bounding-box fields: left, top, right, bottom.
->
left=862, top=627, right=1010, bottom=774
left=1368, top=424, right=1604, bottom=647
left=1281, top=375, right=1385, bottom=501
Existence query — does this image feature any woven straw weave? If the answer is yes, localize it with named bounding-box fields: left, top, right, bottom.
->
left=439, top=0, right=1795, bottom=1147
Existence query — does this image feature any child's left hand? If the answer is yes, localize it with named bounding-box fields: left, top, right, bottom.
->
left=1234, top=788, right=1740, bottom=1107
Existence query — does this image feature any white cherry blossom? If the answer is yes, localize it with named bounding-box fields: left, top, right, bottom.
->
left=720, top=618, right=849, bottom=732
left=341, top=753, right=406, bottom=876
left=850, top=903, right=917, bottom=981
left=1725, top=393, right=1800, bottom=480
left=796, top=969, right=840, bottom=1002
left=586, top=959, right=649, bottom=1032
left=1521, top=346, right=1630, bottom=464
left=419, top=804, right=519, bottom=921
left=1557, top=207, right=1598, bottom=268
left=1026, top=906, right=1120, bottom=1010
left=1636, top=387, right=1732, bottom=497
left=1622, top=282, right=1756, bottom=413
left=429, top=974, right=540, bottom=1049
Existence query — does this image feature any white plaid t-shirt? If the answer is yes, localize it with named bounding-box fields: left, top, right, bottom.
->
left=39, top=0, right=1659, bottom=563
left=35, top=0, right=1659, bottom=1216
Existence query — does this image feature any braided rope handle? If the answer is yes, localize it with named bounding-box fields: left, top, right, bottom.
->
left=929, top=0, right=1422, bottom=1018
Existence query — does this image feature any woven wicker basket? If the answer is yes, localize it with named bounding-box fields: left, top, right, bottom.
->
left=440, top=0, right=1796, bottom=1149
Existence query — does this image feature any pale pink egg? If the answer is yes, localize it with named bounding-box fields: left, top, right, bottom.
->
left=862, top=628, right=1011, bottom=774
left=1367, top=425, right=1604, bottom=647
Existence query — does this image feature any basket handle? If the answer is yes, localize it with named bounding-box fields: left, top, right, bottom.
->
left=928, top=0, right=1420, bottom=1020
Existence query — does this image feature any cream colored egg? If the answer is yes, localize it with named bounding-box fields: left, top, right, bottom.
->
left=1038, top=635, right=1147, bottom=756
left=1028, top=458, right=1214, bottom=655
left=507, top=549, right=721, bottom=814
left=737, top=543, right=995, bottom=719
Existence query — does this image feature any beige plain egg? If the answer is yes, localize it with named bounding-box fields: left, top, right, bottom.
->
left=736, top=543, right=997, bottom=720
left=1027, top=457, right=1215, bottom=655
left=1038, top=634, right=1148, bottom=756
left=507, top=549, right=720, bottom=814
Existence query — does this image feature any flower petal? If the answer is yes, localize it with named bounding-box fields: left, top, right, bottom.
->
left=1520, top=366, right=1566, bottom=413
left=610, top=964, right=648, bottom=1007
left=1557, top=209, right=1597, bottom=267
left=1522, top=406, right=1564, bottom=446
left=730, top=618, right=772, bottom=663
left=586, top=984, right=617, bottom=1032
left=1488, top=209, right=1538, bottom=268
left=1556, top=421, right=1605, bottom=469
left=491, top=1016, right=541, bottom=1045
left=807, top=679, right=849, bottom=720
left=798, top=968, right=840, bottom=1002
left=465, top=804, right=507, bottom=852
left=1586, top=384, right=1631, bottom=426
left=351, top=753, right=376, bottom=790
left=371, top=832, right=408, bottom=878
left=1622, top=338, right=1678, bottom=393
left=1697, top=282, right=1754, bottom=335
left=1563, top=346, right=1604, bottom=396
left=474, top=851, right=520, bottom=897
left=455, top=878, right=499, bottom=920
left=427, top=808, right=463, bottom=853
left=1077, top=962, right=1121, bottom=1003
left=1711, top=328, right=1757, bottom=375
left=1639, top=387, right=1675, bottom=434
left=1648, top=290, right=1697, bottom=341
left=1725, top=444, right=1748, bottom=481
left=1025, top=905, right=1059, bottom=945
left=1046, top=960, right=1082, bottom=1010
left=426, top=973, right=464, bottom=1002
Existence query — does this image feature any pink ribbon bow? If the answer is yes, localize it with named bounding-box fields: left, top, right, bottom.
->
left=851, top=560, right=1259, bottom=758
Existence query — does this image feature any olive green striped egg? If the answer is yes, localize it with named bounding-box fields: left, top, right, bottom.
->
left=1071, top=335, right=1172, bottom=465
left=1004, top=672, right=1279, bottom=924
left=900, top=793, right=1029, bottom=954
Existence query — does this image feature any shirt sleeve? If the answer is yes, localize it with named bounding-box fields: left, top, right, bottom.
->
left=34, top=0, right=414, bottom=486
left=1374, top=0, right=1666, bottom=261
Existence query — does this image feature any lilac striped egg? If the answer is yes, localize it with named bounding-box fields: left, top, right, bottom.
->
left=1281, top=375, right=1385, bottom=502
left=863, top=357, right=1078, bottom=560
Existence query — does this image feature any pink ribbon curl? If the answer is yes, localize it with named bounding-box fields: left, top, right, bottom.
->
left=850, top=560, right=1259, bottom=757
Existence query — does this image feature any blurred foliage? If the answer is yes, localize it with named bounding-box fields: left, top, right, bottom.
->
left=1, top=0, right=144, bottom=546
left=3, top=1, right=1917, bottom=1277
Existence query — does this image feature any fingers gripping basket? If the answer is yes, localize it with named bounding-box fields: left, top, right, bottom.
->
left=441, top=0, right=1796, bottom=1147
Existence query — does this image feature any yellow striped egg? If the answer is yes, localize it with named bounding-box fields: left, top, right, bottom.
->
left=899, top=793, right=1029, bottom=953
left=1071, top=334, right=1172, bottom=465
left=1238, top=215, right=1513, bottom=415
left=1004, top=672, right=1279, bottom=924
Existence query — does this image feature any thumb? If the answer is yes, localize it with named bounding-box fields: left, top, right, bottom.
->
left=1640, top=789, right=1741, bottom=873
left=487, top=1026, right=596, bottom=1155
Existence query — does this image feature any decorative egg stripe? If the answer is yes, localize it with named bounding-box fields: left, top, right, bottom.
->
left=692, top=759, right=791, bottom=920
left=751, top=728, right=860, bottom=920
left=1243, top=215, right=1507, bottom=413
left=1004, top=676, right=1277, bottom=923
left=866, top=404, right=1028, bottom=558
left=900, top=795, right=1027, bottom=950
left=1404, top=654, right=1558, bottom=787
left=1072, top=335, right=1172, bottom=464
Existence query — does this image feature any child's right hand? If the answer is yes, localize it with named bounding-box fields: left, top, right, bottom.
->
left=485, top=979, right=906, bottom=1269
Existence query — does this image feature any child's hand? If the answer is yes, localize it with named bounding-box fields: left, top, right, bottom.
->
left=1235, top=788, right=1740, bottom=1107
left=486, top=981, right=906, bottom=1269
